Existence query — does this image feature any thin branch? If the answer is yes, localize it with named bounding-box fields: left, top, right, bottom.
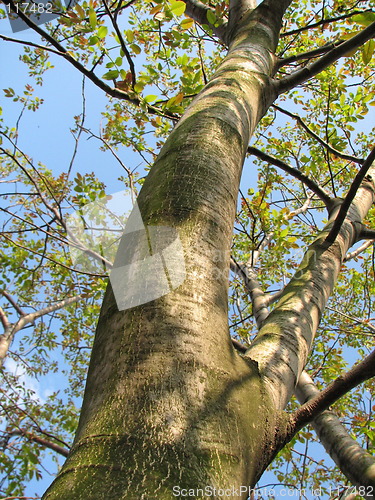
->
left=325, top=147, right=375, bottom=245
left=272, top=104, right=364, bottom=165
left=281, top=10, right=374, bottom=38
left=1, top=497, right=40, bottom=500
left=5, top=1, right=137, bottom=102
left=0, top=234, right=107, bottom=277
left=277, top=21, right=375, bottom=94
left=248, top=146, right=332, bottom=207
left=278, top=39, right=344, bottom=69
left=0, top=34, right=66, bottom=57
left=345, top=240, right=374, bottom=261
left=326, top=306, right=375, bottom=334
left=2, top=2, right=177, bottom=119
left=2, top=291, right=26, bottom=317
left=8, top=429, right=69, bottom=457
left=80, top=125, right=136, bottom=200
left=102, top=0, right=136, bottom=86
left=289, top=348, right=375, bottom=436
left=0, top=294, right=92, bottom=367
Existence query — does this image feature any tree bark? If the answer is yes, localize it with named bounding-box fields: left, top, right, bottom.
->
left=43, top=1, right=293, bottom=498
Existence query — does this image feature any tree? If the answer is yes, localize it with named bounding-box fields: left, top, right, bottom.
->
left=1, top=0, right=375, bottom=497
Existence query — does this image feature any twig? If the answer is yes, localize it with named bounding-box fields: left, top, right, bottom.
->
left=181, top=0, right=228, bottom=44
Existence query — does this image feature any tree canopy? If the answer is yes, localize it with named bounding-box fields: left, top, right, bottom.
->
left=1, top=0, right=375, bottom=497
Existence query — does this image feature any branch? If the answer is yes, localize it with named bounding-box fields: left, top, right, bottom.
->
left=0, top=307, right=11, bottom=330
left=291, top=371, right=375, bottom=494
left=182, top=0, right=228, bottom=44
left=278, top=39, right=344, bottom=69
left=2, top=291, right=26, bottom=316
left=0, top=34, right=67, bottom=57
left=0, top=233, right=107, bottom=277
left=245, top=163, right=375, bottom=409
left=9, top=429, right=69, bottom=457
left=325, top=147, right=375, bottom=245
left=359, top=228, right=375, bottom=240
left=326, top=306, right=375, bottom=335
left=102, top=0, right=136, bottom=86
left=344, top=239, right=374, bottom=261
left=272, top=104, right=364, bottom=165
left=0, top=294, right=91, bottom=367
left=230, top=258, right=269, bottom=328
left=290, top=348, right=375, bottom=435
left=5, top=1, right=138, bottom=101
left=281, top=10, right=374, bottom=38
left=277, top=21, right=375, bottom=94
left=248, top=146, right=332, bottom=207
left=227, top=0, right=256, bottom=44
left=231, top=338, right=247, bottom=353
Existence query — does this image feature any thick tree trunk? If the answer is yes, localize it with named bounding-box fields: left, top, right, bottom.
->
left=42, top=2, right=297, bottom=498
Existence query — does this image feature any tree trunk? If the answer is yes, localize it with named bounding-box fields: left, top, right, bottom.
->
left=41, top=2, right=316, bottom=498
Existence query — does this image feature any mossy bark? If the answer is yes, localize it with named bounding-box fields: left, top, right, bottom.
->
left=43, top=1, right=293, bottom=498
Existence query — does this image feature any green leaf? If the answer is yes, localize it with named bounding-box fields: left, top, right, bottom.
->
left=352, top=12, right=375, bottom=26
left=125, top=30, right=134, bottom=43
left=144, top=95, right=158, bottom=103
left=97, top=26, right=108, bottom=39
left=102, top=70, right=119, bottom=80
left=206, top=9, right=216, bottom=25
left=130, top=44, right=141, bottom=55
left=280, top=228, right=289, bottom=238
left=169, top=0, right=186, bottom=16
left=88, top=35, right=99, bottom=46
left=362, top=39, right=375, bottom=64
left=89, top=8, right=97, bottom=29
left=180, top=18, right=194, bottom=30
left=134, top=82, right=145, bottom=93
